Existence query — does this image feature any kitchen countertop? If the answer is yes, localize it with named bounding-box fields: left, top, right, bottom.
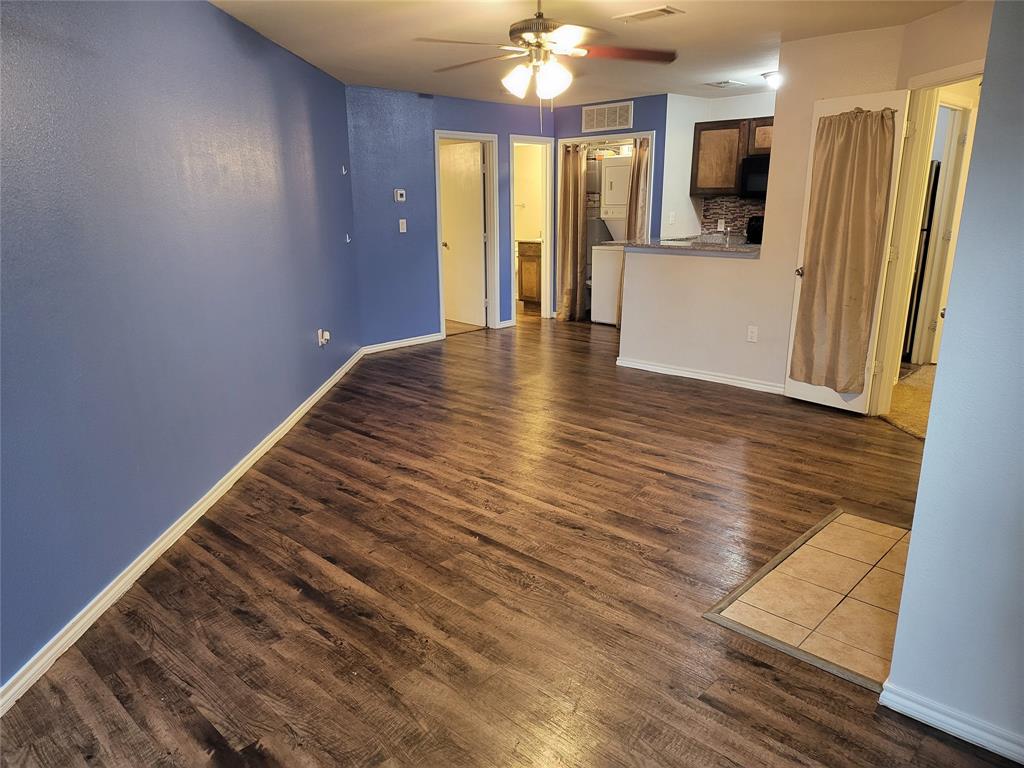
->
left=600, top=237, right=760, bottom=259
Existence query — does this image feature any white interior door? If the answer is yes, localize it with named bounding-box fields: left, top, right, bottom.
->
left=783, top=90, right=910, bottom=413
left=440, top=141, right=486, bottom=327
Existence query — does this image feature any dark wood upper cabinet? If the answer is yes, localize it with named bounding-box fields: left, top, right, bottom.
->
left=690, top=116, right=773, bottom=196
left=690, top=120, right=747, bottom=196
left=747, top=117, right=774, bottom=155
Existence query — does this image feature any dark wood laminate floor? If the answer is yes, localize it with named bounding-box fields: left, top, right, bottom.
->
left=2, top=319, right=1010, bottom=767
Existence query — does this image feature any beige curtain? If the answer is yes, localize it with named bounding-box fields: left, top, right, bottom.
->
left=789, top=108, right=896, bottom=393
left=557, top=143, right=588, bottom=321
left=616, top=137, right=651, bottom=327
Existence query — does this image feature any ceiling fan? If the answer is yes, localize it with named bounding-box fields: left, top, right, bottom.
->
left=415, top=0, right=677, bottom=101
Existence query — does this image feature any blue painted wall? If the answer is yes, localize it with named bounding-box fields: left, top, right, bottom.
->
left=346, top=88, right=439, bottom=344
left=0, top=1, right=360, bottom=682
left=0, top=0, right=671, bottom=686
left=347, top=88, right=552, bottom=343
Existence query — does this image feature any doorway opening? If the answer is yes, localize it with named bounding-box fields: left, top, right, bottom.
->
left=510, top=136, right=554, bottom=322
left=554, top=132, right=655, bottom=324
left=435, top=131, right=500, bottom=337
left=873, top=75, right=982, bottom=437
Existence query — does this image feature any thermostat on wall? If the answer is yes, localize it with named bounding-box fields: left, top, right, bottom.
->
left=393, top=188, right=406, bottom=202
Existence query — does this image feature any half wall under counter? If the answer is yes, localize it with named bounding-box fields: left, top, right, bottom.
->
left=615, top=241, right=789, bottom=395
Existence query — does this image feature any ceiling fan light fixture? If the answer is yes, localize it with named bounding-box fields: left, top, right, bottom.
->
left=502, top=64, right=533, bottom=99
left=546, top=24, right=586, bottom=51
left=535, top=58, right=572, bottom=99
left=762, top=71, right=783, bottom=90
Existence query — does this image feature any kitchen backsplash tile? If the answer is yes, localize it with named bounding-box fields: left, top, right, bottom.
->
left=701, top=196, right=766, bottom=235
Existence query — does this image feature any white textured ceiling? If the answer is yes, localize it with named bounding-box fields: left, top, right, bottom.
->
left=212, top=0, right=957, bottom=105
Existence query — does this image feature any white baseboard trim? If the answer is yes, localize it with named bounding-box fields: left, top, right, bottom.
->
left=0, top=331, right=443, bottom=716
left=616, top=357, right=785, bottom=395
left=880, top=682, right=1024, bottom=763
left=361, top=331, right=443, bottom=355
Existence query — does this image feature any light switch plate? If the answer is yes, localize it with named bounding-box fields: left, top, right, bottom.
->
left=394, top=188, right=406, bottom=202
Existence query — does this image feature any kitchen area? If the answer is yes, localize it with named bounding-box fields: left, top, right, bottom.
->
left=605, top=106, right=787, bottom=393
left=592, top=111, right=772, bottom=321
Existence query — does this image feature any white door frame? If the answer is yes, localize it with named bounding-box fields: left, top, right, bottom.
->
left=434, top=130, right=501, bottom=335
left=509, top=135, right=555, bottom=321
left=554, top=130, right=656, bottom=317
left=911, top=93, right=975, bottom=364
left=783, top=90, right=910, bottom=414
left=870, top=69, right=983, bottom=415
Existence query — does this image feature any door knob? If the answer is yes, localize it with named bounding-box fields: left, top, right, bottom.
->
left=442, top=241, right=449, bottom=249
left=795, top=266, right=805, bottom=277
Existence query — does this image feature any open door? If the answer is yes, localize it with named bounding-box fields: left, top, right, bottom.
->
left=784, top=90, right=910, bottom=413
left=439, top=141, right=487, bottom=328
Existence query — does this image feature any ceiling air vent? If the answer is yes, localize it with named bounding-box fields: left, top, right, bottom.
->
left=705, top=80, right=746, bottom=89
left=612, top=5, right=685, bottom=23
left=582, top=101, right=633, bottom=133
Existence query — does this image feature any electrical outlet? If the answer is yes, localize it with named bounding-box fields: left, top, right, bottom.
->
left=717, top=218, right=726, bottom=232
left=746, top=325, right=759, bottom=343
left=317, top=329, right=331, bottom=348
left=398, top=218, right=407, bottom=233
left=668, top=211, right=676, bottom=225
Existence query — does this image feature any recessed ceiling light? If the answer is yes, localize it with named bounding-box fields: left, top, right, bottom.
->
left=762, top=71, right=783, bottom=90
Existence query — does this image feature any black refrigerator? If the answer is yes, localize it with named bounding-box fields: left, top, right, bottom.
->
left=901, top=160, right=942, bottom=360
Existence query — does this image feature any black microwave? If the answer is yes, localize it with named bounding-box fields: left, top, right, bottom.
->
left=739, top=154, right=770, bottom=198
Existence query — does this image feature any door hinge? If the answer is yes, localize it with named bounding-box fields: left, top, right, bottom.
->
left=942, top=229, right=953, bottom=242
left=873, top=360, right=883, bottom=375
left=958, top=132, right=968, bottom=147
left=888, top=245, right=898, bottom=262
left=482, top=232, right=488, bottom=243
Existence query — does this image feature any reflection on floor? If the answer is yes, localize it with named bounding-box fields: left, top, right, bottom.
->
left=883, top=364, right=936, bottom=439
left=707, top=507, right=909, bottom=691
left=444, top=319, right=484, bottom=336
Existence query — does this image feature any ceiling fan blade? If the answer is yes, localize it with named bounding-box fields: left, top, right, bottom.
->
left=434, top=52, right=527, bottom=74
left=581, top=45, right=677, bottom=63
left=415, top=37, right=515, bottom=47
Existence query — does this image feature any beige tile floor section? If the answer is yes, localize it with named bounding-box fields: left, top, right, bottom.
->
left=721, top=514, right=909, bottom=686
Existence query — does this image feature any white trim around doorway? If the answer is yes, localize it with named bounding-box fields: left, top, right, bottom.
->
left=434, top=130, right=501, bottom=335
left=509, top=135, right=555, bottom=321
left=554, top=130, right=657, bottom=317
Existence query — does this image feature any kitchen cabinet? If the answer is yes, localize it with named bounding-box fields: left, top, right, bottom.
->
left=690, top=119, right=747, bottom=196
left=517, top=240, right=541, bottom=306
left=747, top=117, right=774, bottom=155
left=690, top=116, right=773, bottom=196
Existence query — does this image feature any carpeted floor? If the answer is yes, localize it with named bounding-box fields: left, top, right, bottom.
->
left=882, top=364, right=936, bottom=438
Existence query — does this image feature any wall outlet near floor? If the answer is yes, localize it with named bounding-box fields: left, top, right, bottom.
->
left=398, top=218, right=407, bottom=233
left=746, top=325, right=759, bottom=343
left=317, top=328, right=331, bottom=348
left=668, top=211, right=676, bottom=225
left=717, top=218, right=726, bottom=232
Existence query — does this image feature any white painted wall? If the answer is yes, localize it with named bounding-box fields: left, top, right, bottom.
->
left=659, top=91, right=776, bottom=240
left=512, top=143, right=544, bottom=242
left=897, top=1, right=993, bottom=88
left=629, top=2, right=992, bottom=391
left=881, top=6, right=1023, bottom=762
